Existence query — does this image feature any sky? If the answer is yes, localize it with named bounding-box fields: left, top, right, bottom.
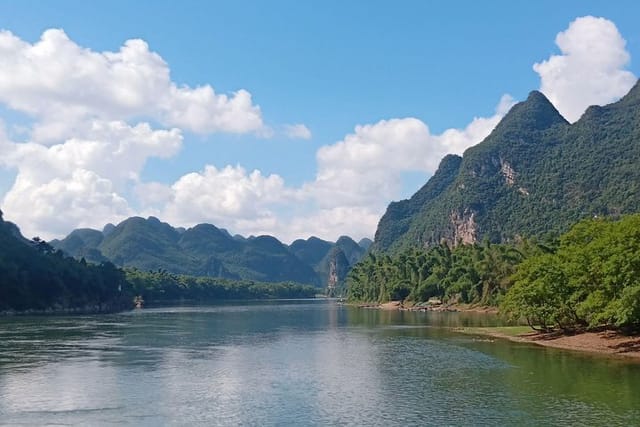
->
left=0, top=1, right=639, bottom=243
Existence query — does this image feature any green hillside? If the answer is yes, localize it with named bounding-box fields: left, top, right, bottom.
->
left=373, top=80, right=640, bottom=253
left=289, top=235, right=365, bottom=287
left=0, top=210, right=129, bottom=312
left=53, top=218, right=368, bottom=287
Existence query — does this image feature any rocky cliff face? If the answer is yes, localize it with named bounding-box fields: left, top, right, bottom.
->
left=449, top=209, right=477, bottom=245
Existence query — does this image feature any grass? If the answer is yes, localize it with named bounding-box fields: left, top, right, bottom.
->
left=455, top=325, right=532, bottom=337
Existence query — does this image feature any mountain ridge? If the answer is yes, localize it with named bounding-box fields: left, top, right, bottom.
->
left=372, top=80, right=640, bottom=253
left=52, top=216, right=369, bottom=287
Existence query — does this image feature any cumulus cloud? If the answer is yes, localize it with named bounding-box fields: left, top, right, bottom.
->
left=534, top=16, right=636, bottom=122
left=284, top=124, right=312, bottom=140
left=1, top=120, right=182, bottom=238
left=275, top=207, right=382, bottom=244
left=2, top=17, right=637, bottom=244
left=144, top=94, right=512, bottom=243
left=0, top=28, right=265, bottom=140
left=3, top=169, right=131, bottom=239
left=161, top=165, right=292, bottom=226
left=0, top=28, right=273, bottom=239
left=308, top=95, right=513, bottom=210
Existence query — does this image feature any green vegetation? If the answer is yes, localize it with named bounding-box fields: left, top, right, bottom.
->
left=0, top=210, right=130, bottom=312
left=360, top=81, right=640, bottom=333
left=125, top=269, right=317, bottom=302
left=349, top=214, right=640, bottom=332
left=53, top=217, right=368, bottom=288
left=0, top=211, right=316, bottom=313
left=347, top=238, right=541, bottom=305
left=373, top=81, right=640, bottom=253
left=501, top=215, right=640, bottom=331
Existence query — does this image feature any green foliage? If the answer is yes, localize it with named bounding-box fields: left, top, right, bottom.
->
left=0, top=211, right=317, bottom=312
left=53, top=217, right=323, bottom=286
left=53, top=218, right=370, bottom=289
left=125, top=269, right=317, bottom=301
left=346, top=240, right=532, bottom=305
left=0, top=214, right=130, bottom=312
left=373, top=82, right=640, bottom=253
left=500, top=254, right=575, bottom=331
left=501, top=214, right=640, bottom=330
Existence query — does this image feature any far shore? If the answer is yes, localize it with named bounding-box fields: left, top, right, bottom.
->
left=354, top=300, right=640, bottom=360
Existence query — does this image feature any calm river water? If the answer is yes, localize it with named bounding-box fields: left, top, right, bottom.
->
left=0, top=300, right=639, bottom=426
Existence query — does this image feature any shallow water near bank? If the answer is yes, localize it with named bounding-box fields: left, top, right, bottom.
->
left=1, top=299, right=638, bottom=426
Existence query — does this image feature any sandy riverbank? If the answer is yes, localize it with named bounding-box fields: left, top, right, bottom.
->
left=456, top=326, right=640, bottom=360
left=355, top=301, right=640, bottom=359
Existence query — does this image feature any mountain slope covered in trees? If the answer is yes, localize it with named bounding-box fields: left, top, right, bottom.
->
left=289, top=235, right=366, bottom=285
left=373, top=81, right=640, bottom=253
left=53, top=217, right=368, bottom=287
left=0, top=210, right=129, bottom=312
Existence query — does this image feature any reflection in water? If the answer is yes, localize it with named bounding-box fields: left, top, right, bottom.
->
left=0, top=300, right=639, bottom=426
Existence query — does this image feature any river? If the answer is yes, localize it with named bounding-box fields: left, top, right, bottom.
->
left=0, top=300, right=638, bottom=426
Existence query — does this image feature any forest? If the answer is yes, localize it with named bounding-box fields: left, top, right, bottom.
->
left=347, top=214, right=640, bottom=330
left=0, top=210, right=130, bottom=312
left=0, top=210, right=316, bottom=312
left=125, top=269, right=317, bottom=302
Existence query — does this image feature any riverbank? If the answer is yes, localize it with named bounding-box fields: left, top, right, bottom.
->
left=354, top=301, right=640, bottom=360
left=359, top=300, right=498, bottom=314
left=456, top=326, right=640, bottom=360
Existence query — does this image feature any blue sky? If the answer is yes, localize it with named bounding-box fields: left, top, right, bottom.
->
left=0, top=1, right=639, bottom=242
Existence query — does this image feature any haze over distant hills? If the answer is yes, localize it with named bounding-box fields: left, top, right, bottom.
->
left=52, top=217, right=367, bottom=287
left=373, top=80, right=640, bottom=253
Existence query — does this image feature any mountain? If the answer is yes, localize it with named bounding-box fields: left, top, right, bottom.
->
left=289, top=236, right=334, bottom=267
left=373, top=81, right=640, bottom=253
left=358, top=238, right=373, bottom=251
left=288, top=235, right=369, bottom=287
left=53, top=218, right=369, bottom=287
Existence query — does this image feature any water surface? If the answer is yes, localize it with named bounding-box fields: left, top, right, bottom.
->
left=1, top=300, right=638, bottom=426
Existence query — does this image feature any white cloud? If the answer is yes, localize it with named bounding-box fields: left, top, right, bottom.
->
left=308, top=95, right=513, bottom=211
left=3, top=168, right=131, bottom=239
left=144, top=95, right=512, bottom=243
left=161, top=165, right=292, bottom=226
left=1, top=120, right=182, bottom=239
left=0, top=28, right=274, bottom=240
left=2, top=17, right=637, bottom=245
left=284, top=124, right=312, bottom=140
left=277, top=207, right=382, bottom=244
left=0, top=29, right=265, bottom=140
left=533, top=16, right=636, bottom=122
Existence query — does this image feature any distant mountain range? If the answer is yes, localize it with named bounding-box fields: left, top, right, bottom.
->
left=373, top=80, right=640, bottom=253
left=52, top=216, right=370, bottom=287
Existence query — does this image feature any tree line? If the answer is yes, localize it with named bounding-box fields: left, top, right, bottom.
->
left=0, top=210, right=316, bottom=312
left=347, top=214, right=640, bottom=330
left=125, top=269, right=317, bottom=302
